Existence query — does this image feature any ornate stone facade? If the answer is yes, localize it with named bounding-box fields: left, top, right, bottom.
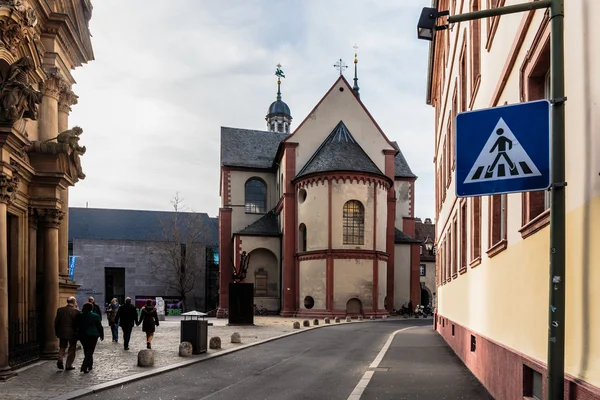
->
left=0, top=0, right=94, bottom=379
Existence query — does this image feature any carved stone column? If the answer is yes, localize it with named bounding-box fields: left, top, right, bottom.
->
left=38, top=208, right=64, bottom=358
left=38, top=73, right=62, bottom=141
left=0, top=175, right=18, bottom=379
left=58, top=86, right=77, bottom=133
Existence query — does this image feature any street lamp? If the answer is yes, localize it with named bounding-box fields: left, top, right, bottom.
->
left=424, top=236, right=434, bottom=253
left=416, top=1, right=565, bottom=399
left=416, top=7, right=448, bottom=40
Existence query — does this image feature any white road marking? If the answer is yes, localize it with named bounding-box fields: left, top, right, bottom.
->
left=347, top=326, right=416, bottom=400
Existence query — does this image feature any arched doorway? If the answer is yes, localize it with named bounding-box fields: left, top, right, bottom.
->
left=346, top=298, right=362, bottom=316
left=421, top=288, right=430, bottom=306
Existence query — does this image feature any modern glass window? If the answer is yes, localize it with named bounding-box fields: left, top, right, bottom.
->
left=245, top=178, right=266, bottom=213
left=343, top=200, right=364, bottom=245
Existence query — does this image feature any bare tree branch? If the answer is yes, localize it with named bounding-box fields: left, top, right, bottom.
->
left=148, top=192, right=208, bottom=311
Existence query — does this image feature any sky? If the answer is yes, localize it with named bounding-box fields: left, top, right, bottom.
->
left=69, top=0, right=435, bottom=219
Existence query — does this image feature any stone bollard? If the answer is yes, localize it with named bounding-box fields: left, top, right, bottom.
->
left=231, top=332, right=241, bottom=344
left=293, top=321, right=301, bottom=329
left=335, top=317, right=341, bottom=323
left=137, top=349, right=154, bottom=367
left=303, top=320, right=310, bottom=327
left=313, top=319, right=319, bottom=326
left=210, top=336, right=222, bottom=349
left=179, top=342, right=193, bottom=357
left=382, top=315, right=388, bottom=320
left=324, top=318, right=331, bottom=324
left=370, top=315, right=375, bottom=320
left=346, top=317, right=352, bottom=322
left=358, top=316, right=363, bottom=321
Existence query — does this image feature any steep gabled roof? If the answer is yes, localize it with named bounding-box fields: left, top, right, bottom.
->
left=283, top=75, right=397, bottom=150
left=221, top=127, right=288, bottom=169
left=295, top=121, right=384, bottom=179
left=392, top=141, right=417, bottom=179
left=236, top=209, right=280, bottom=237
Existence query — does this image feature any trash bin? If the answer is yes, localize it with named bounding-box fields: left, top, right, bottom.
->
left=180, top=311, right=208, bottom=354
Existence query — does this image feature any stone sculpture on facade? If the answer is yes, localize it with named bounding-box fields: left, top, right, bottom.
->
left=0, top=56, right=42, bottom=123
left=56, top=126, right=86, bottom=179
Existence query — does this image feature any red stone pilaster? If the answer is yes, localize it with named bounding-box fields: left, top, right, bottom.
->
left=217, top=207, right=232, bottom=317
left=403, top=216, right=421, bottom=306
left=281, top=143, right=298, bottom=317
left=383, top=150, right=396, bottom=311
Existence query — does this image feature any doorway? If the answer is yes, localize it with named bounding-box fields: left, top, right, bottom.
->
left=105, top=268, right=125, bottom=306
left=421, top=288, right=430, bottom=306
left=346, top=298, right=362, bottom=316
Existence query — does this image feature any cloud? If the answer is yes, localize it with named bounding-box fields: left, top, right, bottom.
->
left=69, top=0, right=435, bottom=219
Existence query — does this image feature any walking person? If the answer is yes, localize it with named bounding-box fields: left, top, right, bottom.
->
left=76, top=302, right=104, bottom=373
left=88, top=296, right=102, bottom=322
left=54, top=296, right=80, bottom=371
left=408, top=300, right=414, bottom=317
left=114, top=297, right=138, bottom=350
left=137, top=299, right=159, bottom=349
left=106, top=298, right=120, bottom=342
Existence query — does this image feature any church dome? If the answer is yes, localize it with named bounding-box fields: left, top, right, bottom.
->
left=267, top=99, right=291, bottom=118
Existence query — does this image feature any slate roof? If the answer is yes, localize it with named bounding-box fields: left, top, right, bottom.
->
left=268, top=100, right=291, bottom=117
left=68, top=208, right=219, bottom=246
left=415, top=218, right=436, bottom=261
left=236, top=209, right=280, bottom=237
left=394, top=228, right=420, bottom=244
left=392, top=141, right=417, bottom=179
left=296, top=121, right=384, bottom=179
left=221, top=127, right=288, bottom=169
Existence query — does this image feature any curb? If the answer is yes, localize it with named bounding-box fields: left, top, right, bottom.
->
left=49, top=318, right=392, bottom=400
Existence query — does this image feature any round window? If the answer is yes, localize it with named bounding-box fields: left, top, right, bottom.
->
left=298, top=188, right=307, bottom=204
left=304, top=296, right=315, bottom=309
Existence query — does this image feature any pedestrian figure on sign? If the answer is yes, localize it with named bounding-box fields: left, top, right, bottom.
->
left=76, top=302, right=104, bottom=373
left=88, top=296, right=102, bottom=322
left=106, top=298, right=120, bottom=342
left=54, top=296, right=80, bottom=371
left=486, top=128, right=516, bottom=175
left=137, top=299, right=159, bottom=349
left=408, top=300, right=414, bottom=317
left=114, top=297, right=138, bottom=350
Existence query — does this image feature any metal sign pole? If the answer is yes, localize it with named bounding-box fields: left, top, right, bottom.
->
left=547, top=0, right=566, bottom=398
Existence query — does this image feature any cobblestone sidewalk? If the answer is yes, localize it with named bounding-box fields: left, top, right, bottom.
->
left=0, top=316, right=308, bottom=400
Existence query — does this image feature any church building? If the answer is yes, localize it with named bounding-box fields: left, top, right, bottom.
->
left=218, top=58, right=421, bottom=318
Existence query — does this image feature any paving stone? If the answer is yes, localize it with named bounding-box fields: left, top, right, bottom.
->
left=0, top=316, right=301, bottom=400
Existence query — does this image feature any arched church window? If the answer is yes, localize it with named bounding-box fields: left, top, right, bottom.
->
left=299, top=223, right=307, bottom=252
left=343, top=200, right=364, bottom=245
left=245, top=178, right=266, bottom=213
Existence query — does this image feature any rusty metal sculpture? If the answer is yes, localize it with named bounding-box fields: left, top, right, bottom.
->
left=231, top=251, right=250, bottom=283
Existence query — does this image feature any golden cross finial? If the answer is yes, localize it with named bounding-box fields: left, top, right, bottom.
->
left=353, top=44, right=358, bottom=63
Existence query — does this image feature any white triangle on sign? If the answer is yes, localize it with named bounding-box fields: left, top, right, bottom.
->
left=463, top=118, right=541, bottom=184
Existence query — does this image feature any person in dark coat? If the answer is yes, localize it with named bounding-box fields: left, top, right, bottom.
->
left=408, top=300, right=414, bottom=317
left=76, top=302, right=104, bottom=373
left=88, top=296, right=102, bottom=322
left=54, top=296, right=81, bottom=370
left=114, top=297, right=138, bottom=350
left=137, top=299, right=159, bottom=349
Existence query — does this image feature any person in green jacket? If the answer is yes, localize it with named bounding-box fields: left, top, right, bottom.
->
left=76, top=302, right=104, bottom=373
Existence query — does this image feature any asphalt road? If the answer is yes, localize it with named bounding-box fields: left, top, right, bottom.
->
left=78, top=319, right=492, bottom=400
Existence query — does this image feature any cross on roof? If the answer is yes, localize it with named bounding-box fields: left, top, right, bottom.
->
left=333, top=58, right=347, bottom=75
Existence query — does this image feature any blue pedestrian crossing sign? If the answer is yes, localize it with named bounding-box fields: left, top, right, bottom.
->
left=456, top=100, right=550, bottom=197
